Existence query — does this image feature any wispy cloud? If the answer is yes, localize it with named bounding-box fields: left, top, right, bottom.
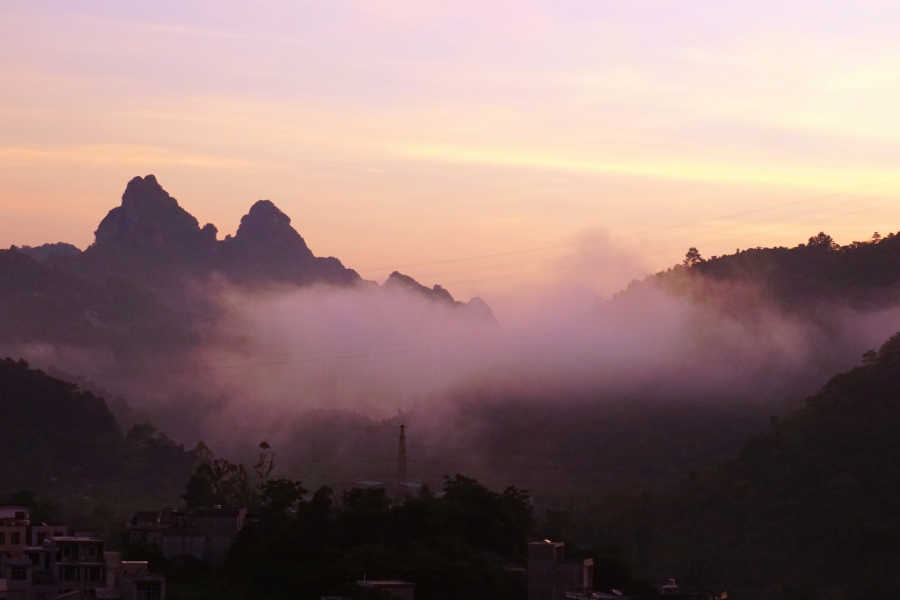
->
left=0, top=145, right=262, bottom=169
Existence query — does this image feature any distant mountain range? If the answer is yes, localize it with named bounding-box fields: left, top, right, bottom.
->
left=1, top=174, right=494, bottom=356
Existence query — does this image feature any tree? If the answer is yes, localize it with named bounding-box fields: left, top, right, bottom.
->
left=182, top=458, right=260, bottom=509
left=683, top=247, right=703, bottom=267
left=807, top=232, right=838, bottom=250
left=183, top=463, right=220, bottom=510
left=254, top=442, right=276, bottom=485
left=259, top=478, right=307, bottom=521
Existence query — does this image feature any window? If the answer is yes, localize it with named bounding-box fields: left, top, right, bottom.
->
left=11, top=532, right=20, bottom=545
left=88, top=566, right=103, bottom=581
left=62, top=566, right=77, bottom=581
left=37, top=532, right=46, bottom=544
left=15, top=511, right=25, bottom=520
left=136, top=582, right=162, bottom=600
left=0, top=532, right=5, bottom=544
left=11, top=567, right=27, bottom=580
left=87, top=545, right=96, bottom=556
left=53, top=532, right=63, bottom=537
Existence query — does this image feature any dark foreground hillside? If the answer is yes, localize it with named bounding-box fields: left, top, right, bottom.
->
left=0, top=358, right=208, bottom=535
left=644, top=332, right=900, bottom=598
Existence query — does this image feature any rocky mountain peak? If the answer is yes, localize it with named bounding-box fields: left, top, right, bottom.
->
left=232, top=200, right=311, bottom=255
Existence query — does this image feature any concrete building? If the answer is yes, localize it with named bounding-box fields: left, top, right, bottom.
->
left=27, top=527, right=68, bottom=549
left=0, top=508, right=29, bottom=559
left=0, top=533, right=165, bottom=600
left=357, top=580, right=414, bottom=600
left=126, top=507, right=246, bottom=566
left=115, top=562, right=165, bottom=600
left=528, top=540, right=594, bottom=600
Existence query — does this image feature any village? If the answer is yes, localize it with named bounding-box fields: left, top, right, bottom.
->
left=0, top=422, right=729, bottom=600
left=0, top=498, right=725, bottom=600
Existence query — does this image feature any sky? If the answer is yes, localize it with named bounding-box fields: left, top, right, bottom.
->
left=2, top=0, right=899, bottom=302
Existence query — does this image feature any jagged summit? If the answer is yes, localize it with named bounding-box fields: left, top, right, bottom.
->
left=80, top=175, right=358, bottom=286
left=120, top=174, right=172, bottom=209
left=227, top=199, right=314, bottom=260
left=90, top=174, right=216, bottom=270
left=384, top=271, right=457, bottom=304
left=382, top=271, right=498, bottom=322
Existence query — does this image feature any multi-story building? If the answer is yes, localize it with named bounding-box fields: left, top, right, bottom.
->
left=115, top=561, right=165, bottom=600
left=0, top=507, right=30, bottom=559
left=27, top=526, right=68, bottom=549
left=527, top=540, right=594, bottom=600
left=0, top=509, right=165, bottom=600
left=126, top=506, right=246, bottom=566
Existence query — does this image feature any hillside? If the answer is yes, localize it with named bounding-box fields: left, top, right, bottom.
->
left=0, top=357, right=206, bottom=501
left=615, top=232, right=900, bottom=313
left=641, top=331, right=900, bottom=598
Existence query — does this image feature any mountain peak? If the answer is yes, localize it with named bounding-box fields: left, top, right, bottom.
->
left=88, top=175, right=215, bottom=275
left=384, top=271, right=458, bottom=305
left=120, top=174, right=178, bottom=211
left=230, top=199, right=313, bottom=259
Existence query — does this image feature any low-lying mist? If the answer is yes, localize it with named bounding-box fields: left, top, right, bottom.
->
left=13, top=234, right=900, bottom=498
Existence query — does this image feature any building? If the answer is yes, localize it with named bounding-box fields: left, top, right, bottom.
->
left=28, top=527, right=68, bottom=549
left=0, top=521, right=165, bottom=600
left=357, top=580, right=414, bottom=600
left=0, top=507, right=69, bottom=561
left=115, top=561, right=165, bottom=600
left=0, top=508, right=29, bottom=559
left=126, top=507, right=246, bottom=566
left=528, top=540, right=594, bottom=600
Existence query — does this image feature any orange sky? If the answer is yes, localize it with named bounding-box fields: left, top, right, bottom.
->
left=2, top=1, right=899, bottom=301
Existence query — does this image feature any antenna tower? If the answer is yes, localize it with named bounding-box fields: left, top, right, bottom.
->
left=396, top=424, right=407, bottom=498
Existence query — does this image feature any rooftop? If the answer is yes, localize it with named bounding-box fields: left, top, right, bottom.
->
left=358, top=581, right=414, bottom=588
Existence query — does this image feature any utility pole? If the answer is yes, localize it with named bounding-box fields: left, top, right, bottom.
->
left=396, top=424, right=407, bottom=500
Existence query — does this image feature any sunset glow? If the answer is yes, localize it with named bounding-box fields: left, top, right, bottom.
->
left=2, top=1, right=899, bottom=299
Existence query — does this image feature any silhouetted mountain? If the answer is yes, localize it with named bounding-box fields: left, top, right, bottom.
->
left=383, top=270, right=497, bottom=321
left=0, top=246, right=199, bottom=352
left=17, top=242, right=81, bottom=263
left=220, top=199, right=358, bottom=285
left=83, top=174, right=218, bottom=279
left=0, top=174, right=493, bottom=365
left=614, top=231, right=900, bottom=314
left=75, top=175, right=360, bottom=287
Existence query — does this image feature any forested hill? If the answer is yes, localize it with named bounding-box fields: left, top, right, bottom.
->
left=614, top=232, right=900, bottom=312
left=0, top=357, right=206, bottom=496
left=650, top=331, right=900, bottom=598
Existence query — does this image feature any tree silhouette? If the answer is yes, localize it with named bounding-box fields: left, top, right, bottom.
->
left=807, top=231, right=838, bottom=250
left=254, top=441, right=276, bottom=485
left=682, top=247, right=703, bottom=267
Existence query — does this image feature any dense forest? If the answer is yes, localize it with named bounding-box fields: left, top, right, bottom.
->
left=616, top=231, right=900, bottom=312
left=530, top=331, right=900, bottom=600
left=0, top=357, right=208, bottom=537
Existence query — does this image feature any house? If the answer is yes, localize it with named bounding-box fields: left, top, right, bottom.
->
left=28, top=526, right=68, bottom=548
left=115, top=561, right=165, bottom=600
left=527, top=540, right=594, bottom=600
left=0, top=508, right=29, bottom=559
left=126, top=506, right=246, bottom=566
left=0, top=507, right=69, bottom=560
left=357, top=580, right=414, bottom=600
left=0, top=526, right=166, bottom=600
